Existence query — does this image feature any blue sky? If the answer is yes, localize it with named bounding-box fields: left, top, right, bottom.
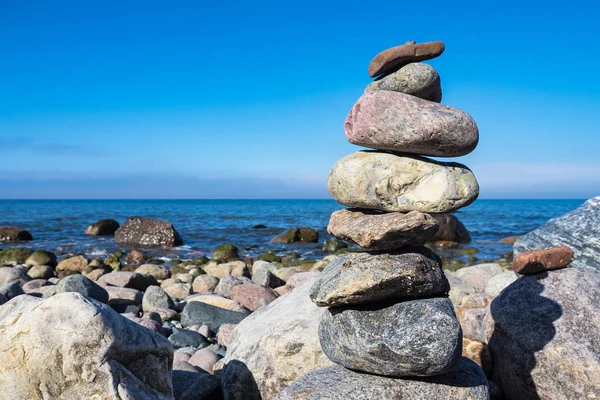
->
left=1, top=0, right=599, bottom=199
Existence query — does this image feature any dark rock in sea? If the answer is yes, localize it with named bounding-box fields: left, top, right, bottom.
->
left=0, top=248, right=33, bottom=266
left=271, top=227, right=318, bottom=243
left=310, top=249, right=448, bottom=307
left=172, top=370, right=222, bottom=400
left=368, top=40, right=445, bottom=77
left=319, top=297, right=462, bottom=377
left=328, top=209, right=439, bottom=250
left=252, top=224, right=267, bottom=229
left=512, top=245, right=574, bottom=275
left=488, top=268, right=600, bottom=399
left=365, top=62, right=442, bottom=102
left=0, top=266, right=32, bottom=287
left=181, top=301, right=248, bottom=332
left=220, top=360, right=261, bottom=400
left=0, top=227, right=33, bottom=242
left=84, top=219, right=120, bottom=236
left=169, top=327, right=210, bottom=350
left=115, top=216, right=183, bottom=248
left=257, top=252, right=282, bottom=263
left=431, top=213, right=472, bottom=243
left=212, top=243, right=240, bottom=261
left=276, top=358, right=489, bottom=400
left=514, top=196, right=600, bottom=272
left=56, top=273, right=109, bottom=303
left=322, top=238, right=348, bottom=254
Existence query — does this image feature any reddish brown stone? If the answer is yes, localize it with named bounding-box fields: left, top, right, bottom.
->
left=230, top=283, right=278, bottom=312
left=512, top=245, right=574, bottom=275
left=368, top=41, right=445, bottom=77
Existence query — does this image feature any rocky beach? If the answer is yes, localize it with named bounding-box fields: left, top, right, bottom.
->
left=0, top=41, right=599, bottom=400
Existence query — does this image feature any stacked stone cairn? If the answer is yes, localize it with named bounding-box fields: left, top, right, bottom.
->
left=277, top=41, right=489, bottom=398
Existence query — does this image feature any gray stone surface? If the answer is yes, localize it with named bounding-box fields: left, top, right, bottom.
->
left=220, top=360, right=261, bottom=400
left=115, top=216, right=183, bottom=247
left=345, top=91, right=478, bottom=157
left=319, top=297, right=462, bottom=377
left=310, top=249, right=448, bottom=307
left=328, top=151, right=479, bottom=213
left=488, top=268, right=600, bottom=400
left=365, top=62, right=442, bottom=102
left=56, top=273, right=109, bottom=303
left=514, top=196, right=600, bottom=272
left=0, top=293, right=174, bottom=399
left=327, top=209, right=439, bottom=250
left=143, top=285, right=175, bottom=312
left=214, top=275, right=253, bottom=298
left=172, top=370, right=221, bottom=400
left=169, top=327, right=210, bottom=350
left=0, top=266, right=31, bottom=287
left=222, top=277, right=333, bottom=399
left=181, top=301, right=248, bottom=332
left=276, top=358, right=489, bottom=400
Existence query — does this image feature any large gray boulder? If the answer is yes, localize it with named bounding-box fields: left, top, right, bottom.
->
left=222, top=277, right=333, bottom=400
left=319, top=297, right=462, bottom=377
left=0, top=293, right=174, bottom=399
left=276, top=357, right=489, bottom=400
left=309, top=249, right=448, bottom=307
left=56, top=273, right=109, bottom=303
left=0, top=266, right=32, bottom=286
left=115, top=216, right=183, bottom=248
left=514, top=197, right=600, bottom=272
left=328, top=151, right=479, bottom=213
left=488, top=268, right=600, bottom=400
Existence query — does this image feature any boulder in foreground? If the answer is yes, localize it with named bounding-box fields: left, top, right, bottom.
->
left=0, top=292, right=174, bottom=399
left=115, top=216, right=183, bottom=248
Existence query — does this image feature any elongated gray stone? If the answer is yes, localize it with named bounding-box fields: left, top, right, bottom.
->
left=319, top=297, right=462, bottom=377
left=365, top=62, right=442, bottom=102
left=328, top=151, right=479, bottom=213
left=275, top=358, right=489, bottom=400
left=345, top=91, right=478, bottom=157
left=327, top=209, right=439, bottom=250
left=309, top=249, right=448, bottom=307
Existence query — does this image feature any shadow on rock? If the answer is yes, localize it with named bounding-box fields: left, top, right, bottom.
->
left=221, top=360, right=261, bottom=400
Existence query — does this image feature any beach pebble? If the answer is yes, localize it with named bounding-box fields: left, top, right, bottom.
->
left=0, top=267, right=31, bottom=287
left=276, top=358, right=488, bottom=400
left=214, top=275, right=253, bottom=298
left=0, top=283, right=25, bottom=299
left=27, top=264, right=55, bottom=279
left=56, top=255, right=89, bottom=273
left=192, top=274, right=219, bottom=293
left=285, top=272, right=320, bottom=289
left=328, top=152, right=479, bottom=213
left=230, top=283, right=278, bottom=312
left=445, top=271, right=477, bottom=307
left=345, top=91, right=478, bottom=157
left=24, top=250, right=57, bottom=267
left=455, top=263, right=503, bottom=292
left=56, top=274, right=109, bottom=303
left=105, top=286, right=142, bottom=307
left=189, top=347, right=223, bottom=374
left=181, top=301, right=248, bottom=332
left=327, top=209, right=439, bottom=250
left=512, top=245, right=574, bottom=275
left=204, top=260, right=248, bottom=279
left=217, top=323, right=236, bottom=347
left=310, top=250, right=447, bottom=307
left=97, top=271, right=157, bottom=291
left=365, top=62, right=442, bottom=102
left=251, top=267, right=284, bottom=288
left=319, top=297, right=462, bottom=377
left=84, top=219, right=120, bottom=236
left=368, top=40, right=445, bottom=77
left=142, top=285, right=175, bottom=312
left=186, top=293, right=249, bottom=313
left=162, top=282, right=192, bottom=300
left=168, top=327, right=210, bottom=350
left=271, top=227, right=318, bottom=243
left=135, top=263, right=170, bottom=280
left=462, top=338, right=493, bottom=376
left=273, top=267, right=297, bottom=283
left=21, top=279, right=51, bottom=293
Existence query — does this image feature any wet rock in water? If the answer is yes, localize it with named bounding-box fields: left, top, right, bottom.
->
left=220, top=360, right=261, bottom=400
left=327, top=209, right=439, bottom=250
left=512, top=245, right=574, bottom=275
left=223, top=276, right=332, bottom=399
left=0, top=227, right=33, bottom=242
left=271, top=227, right=319, bottom=243
left=135, top=263, right=171, bottom=280
left=514, top=196, right=600, bottom=272
left=97, top=271, right=157, bottom=291
left=488, top=267, right=600, bottom=399
left=368, top=40, right=445, bottom=77
left=212, top=243, right=239, bottom=261
left=276, top=357, right=488, bottom=400
left=319, top=297, right=462, bottom=377
left=193, top=274, right=220, bottom=293
left=0, top=292, right=174, bottom=399
left=142, top=285, right=175, bottom=312
left=115, top=216, right=183, bottom=247
left=56, top=273, right=109, bottom=303
left=455, top=263, right=503, bottom=292
left=84, top=219, right=120, bottom=236
left=181, top=301, right=248, bottom=332
left=56, top=255, right=89, bottom=273
left=328, top=152, right=479, bottom=213
left=430, top=213, right=472, bottom=243
left=322, top=238, right=348, bottom=254
left=214, top=275, right=253, bottom=298
left=309, top=249, right=448, bottom=307
left=169, top=327, right=210, bottom=350
left=172, top=370, right=222, bottom=400
left=0, top=248, right=33, bottom=266
left=230, top=283, right=278, bottom=312
left=345, top=91, right=478, bottom=157
left=0, top=267, right=32, bottom=287
left=365, top=62, right=442, bottom=102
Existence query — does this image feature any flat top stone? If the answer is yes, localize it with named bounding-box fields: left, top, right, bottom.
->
left=368, top=41, right=445, bottom=77
left=512, top=245, right=574, bottom=275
